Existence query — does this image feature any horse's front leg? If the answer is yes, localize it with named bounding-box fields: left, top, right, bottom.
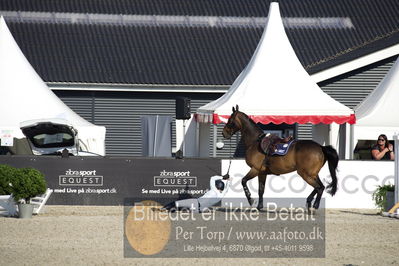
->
left=257, top=173, right=267, bottom=210
left=242, top=168, right=258, bottom=206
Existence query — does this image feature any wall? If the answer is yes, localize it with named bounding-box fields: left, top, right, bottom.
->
left=56, top=90, right=221, bottom=157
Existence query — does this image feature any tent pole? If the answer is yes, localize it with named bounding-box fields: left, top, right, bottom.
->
left=349, top=124, right=354, bottom=160
left=394, top=134, right=399, bottom=204
left=212, top=124, right=217, bottom=158
left=182, top=119, right=186, bottom=157
left=196, top=121, right=200, bottom=157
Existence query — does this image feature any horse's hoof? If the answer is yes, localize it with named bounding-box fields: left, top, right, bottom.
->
left=248, top=198, right=254, bottom=207
left=257, top=204, right=263, bottom=211
left=308, top=207, right=316, bottom=215
left=250, top=200, right=255, bottom=206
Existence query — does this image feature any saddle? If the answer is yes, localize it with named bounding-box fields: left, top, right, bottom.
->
left=259, top=134, right=294, bottom=156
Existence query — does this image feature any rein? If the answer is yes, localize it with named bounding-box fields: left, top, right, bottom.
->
left=225, top=138, right=233, bottom=177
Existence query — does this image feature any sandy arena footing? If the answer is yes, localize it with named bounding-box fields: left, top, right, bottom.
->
left=0, top=206, right=398, bottom=265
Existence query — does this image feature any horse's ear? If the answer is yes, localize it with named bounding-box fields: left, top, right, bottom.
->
left=232, top=106, right=235, bottom=113
left=236, top=105, right=239, bottom=111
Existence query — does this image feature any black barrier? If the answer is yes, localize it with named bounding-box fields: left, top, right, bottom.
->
left=0, top=156, right=221, bottom=205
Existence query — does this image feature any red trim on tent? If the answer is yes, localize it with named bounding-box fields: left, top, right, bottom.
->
left=213, top=113, right=356, bottom=125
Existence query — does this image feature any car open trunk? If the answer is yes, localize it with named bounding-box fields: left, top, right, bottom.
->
left=20, top=119, right=78, bottom=156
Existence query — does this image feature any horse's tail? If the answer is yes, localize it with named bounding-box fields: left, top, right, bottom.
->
left=321, top=145, right=339, bottom=196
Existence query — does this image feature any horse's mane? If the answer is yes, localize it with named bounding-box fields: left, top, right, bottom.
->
left=237, top=111, right=262, bottom=130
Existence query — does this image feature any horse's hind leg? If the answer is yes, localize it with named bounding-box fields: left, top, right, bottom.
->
left=242, top=168, right=258, bottom=207
left=312, top=176, right=325, bottom=209
left=298, top=170, right=325, bottom=211
left=306, top=189, right=317, bottom=210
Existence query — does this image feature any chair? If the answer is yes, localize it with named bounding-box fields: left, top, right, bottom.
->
left=31, top=188, right=53, bottom=214
left=0, top=188, right=52, bottom=217
left=0, top=194, right=18, bottom=217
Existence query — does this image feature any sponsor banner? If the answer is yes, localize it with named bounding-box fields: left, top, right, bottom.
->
left=0, top=156, right=220, bottom=205
left=123, top=198, right=325, bottom=258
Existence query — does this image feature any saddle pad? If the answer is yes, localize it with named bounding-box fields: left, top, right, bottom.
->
left=271, top=139, right=295, bottom=156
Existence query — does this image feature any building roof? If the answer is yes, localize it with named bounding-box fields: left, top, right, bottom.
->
left=0, top=0, right=398, bottom=86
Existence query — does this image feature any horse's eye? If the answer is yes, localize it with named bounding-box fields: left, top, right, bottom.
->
left=227, top=121, right=235, bottom=128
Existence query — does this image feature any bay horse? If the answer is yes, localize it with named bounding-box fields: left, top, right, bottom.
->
left=222, top=106, right=338, bottom=211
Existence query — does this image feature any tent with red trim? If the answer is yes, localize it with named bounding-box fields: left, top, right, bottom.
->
left=196, top=2, right=355, bottom=125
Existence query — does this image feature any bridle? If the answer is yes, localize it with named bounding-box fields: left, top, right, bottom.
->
left=225, top=113, right=240, bottom=136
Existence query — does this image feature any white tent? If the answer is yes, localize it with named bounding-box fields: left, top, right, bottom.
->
left=0, top=17, right=106, bottom=155
left=196, top=2, right=355, bottom=125
left=349, top=56, right=399, bottom=158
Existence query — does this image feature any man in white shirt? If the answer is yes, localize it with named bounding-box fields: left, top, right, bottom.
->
left=161, top=174, right=230, bottom=212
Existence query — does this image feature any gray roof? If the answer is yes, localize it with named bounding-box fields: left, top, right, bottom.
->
left=1, top=0, right=398, bottom=85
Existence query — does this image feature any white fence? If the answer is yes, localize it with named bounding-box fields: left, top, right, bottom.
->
left=221, top=160, right=395, bottom=208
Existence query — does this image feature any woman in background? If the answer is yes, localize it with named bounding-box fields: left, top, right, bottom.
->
left=371, top=134, right=394, bottom=161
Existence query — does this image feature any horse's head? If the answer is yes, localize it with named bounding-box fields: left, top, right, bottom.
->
left=222, top=105, right=241, bottom=139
